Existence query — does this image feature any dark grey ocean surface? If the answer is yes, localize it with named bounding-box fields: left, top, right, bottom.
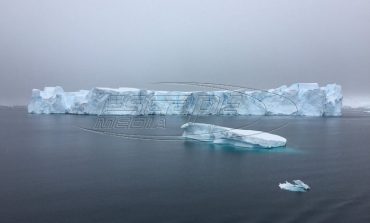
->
left=1, top=107, right=370, bottom=223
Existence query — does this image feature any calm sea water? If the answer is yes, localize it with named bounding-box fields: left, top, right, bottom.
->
left=1, top=107, right=370, bottom=223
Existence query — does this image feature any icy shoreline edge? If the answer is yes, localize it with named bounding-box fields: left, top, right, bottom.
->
left=28, top=83, right=342, bottom=116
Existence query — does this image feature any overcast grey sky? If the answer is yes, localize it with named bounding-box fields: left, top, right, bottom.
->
left=0, top=0, right=369, bottom=105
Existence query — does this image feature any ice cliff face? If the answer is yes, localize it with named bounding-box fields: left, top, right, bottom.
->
left=28, top=83, right=342, bottom=116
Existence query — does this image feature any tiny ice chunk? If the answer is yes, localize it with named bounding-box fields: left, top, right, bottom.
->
left=279, top=180, right=310, bottom=192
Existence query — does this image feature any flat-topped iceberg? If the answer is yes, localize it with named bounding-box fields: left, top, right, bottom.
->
left=181, top=122, right=287, bottom=148
left=28, top=83, right=342, bottom=116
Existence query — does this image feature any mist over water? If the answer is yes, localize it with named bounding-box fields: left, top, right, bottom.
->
left=1, top=0, right=370, bottom=105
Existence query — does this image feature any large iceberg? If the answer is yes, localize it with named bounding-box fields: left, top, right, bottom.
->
left=181, top=122, right=287, bottom=148
left=28, top=83, right=342, bottom=116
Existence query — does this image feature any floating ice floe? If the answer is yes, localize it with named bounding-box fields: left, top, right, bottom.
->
left=279, top=180, right=310, bottom=192
left=181, top=122, right=287, bottom=148
left=28, top=83, right=343, bottom=116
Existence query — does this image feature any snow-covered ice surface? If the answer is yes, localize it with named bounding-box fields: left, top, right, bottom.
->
left=181, top=122, right=287, bottom=148
left=279, top=180, right=311, bottom=192
left=28, top=83, right=342, bottom=116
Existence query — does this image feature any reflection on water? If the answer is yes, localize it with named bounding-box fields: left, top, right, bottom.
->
left=183, top=140, right=301, bottom=154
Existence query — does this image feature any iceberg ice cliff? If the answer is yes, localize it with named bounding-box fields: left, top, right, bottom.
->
left=181, top=122, right=287, bottom=148
left=28, top=83, right=342, bottom=116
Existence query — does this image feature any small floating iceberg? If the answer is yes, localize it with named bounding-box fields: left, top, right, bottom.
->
left=279, top=180, right=310, bottom=192
left=181, top=122, right=287, bottom=148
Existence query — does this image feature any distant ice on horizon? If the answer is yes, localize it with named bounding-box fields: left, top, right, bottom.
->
left=343, top=96, right=370, bottom=109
